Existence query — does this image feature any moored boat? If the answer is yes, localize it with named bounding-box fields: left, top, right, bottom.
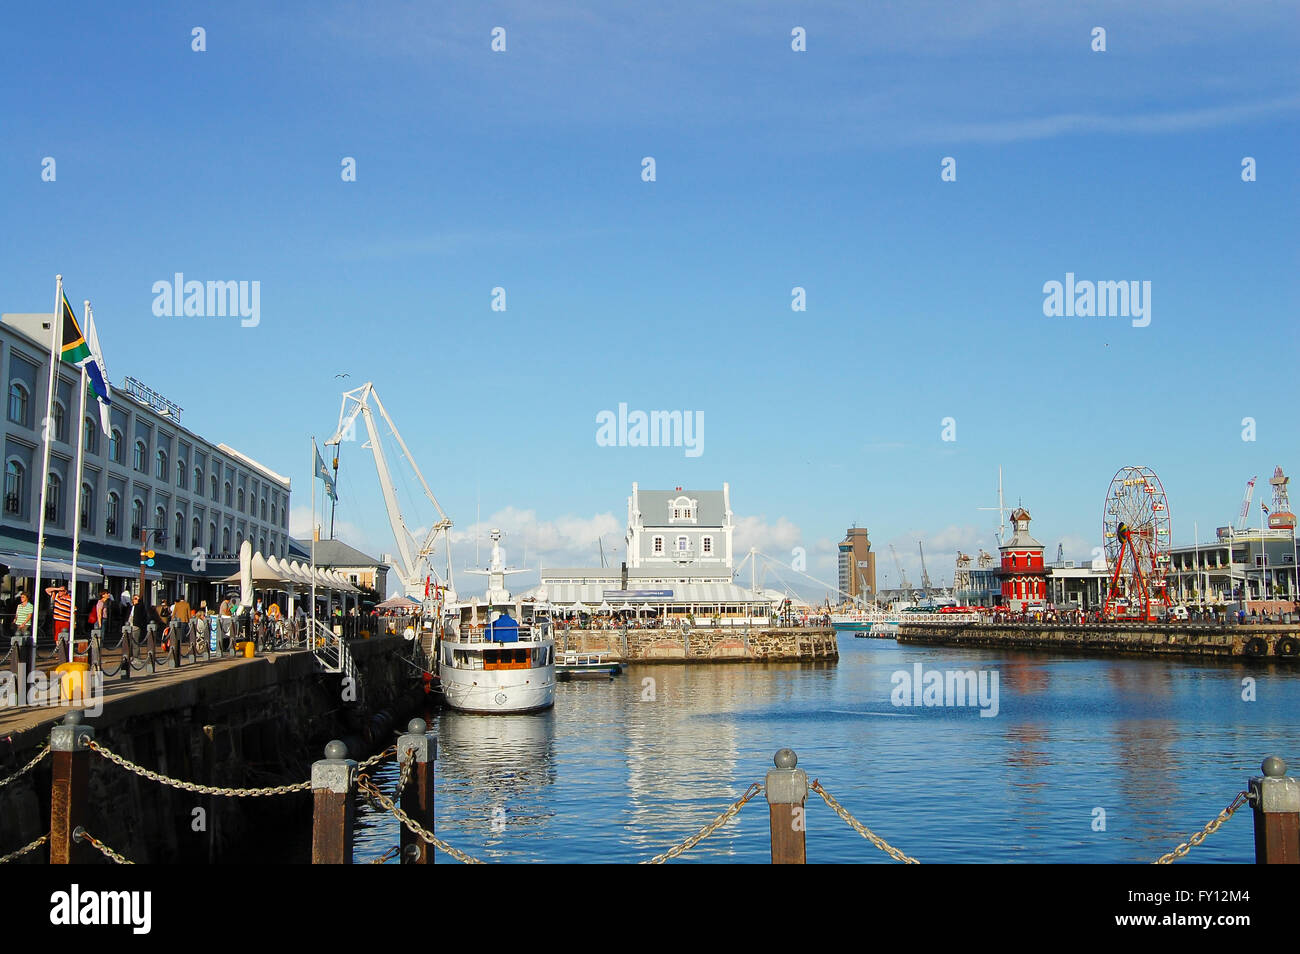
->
left=556, top=650, right=623, bottom=680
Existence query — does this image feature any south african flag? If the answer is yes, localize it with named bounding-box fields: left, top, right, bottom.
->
left=59, top=292, right=91, bottom=365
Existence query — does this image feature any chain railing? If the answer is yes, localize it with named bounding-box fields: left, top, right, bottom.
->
left=809, top=780, right=921, bottom=863
left=0, top=833, right=48, bottom=864
left=1152, top=791, right=1251, bottom=864
left=0, top=744, right=50, bottom=790
left=73, top=827, right=134, bottom=864
left=639, top=782, right=765, bottom=864
left=88, top=740, right=312, bottom=797
left=355, top=772, right=485, bottom=864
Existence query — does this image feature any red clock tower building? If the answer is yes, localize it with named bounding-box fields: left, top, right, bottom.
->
left=999, top=507, right=1046, bottom=609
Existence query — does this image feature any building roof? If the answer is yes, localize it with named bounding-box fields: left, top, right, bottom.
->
left=293, top=538, right=387, bottom=568
left=635, top=489, right=728, bottom=526
left=217, top=443, right=290, bottom=487
left=541, top=566, right=733, bottom=582
left=521, top=580, right=774, bottom=605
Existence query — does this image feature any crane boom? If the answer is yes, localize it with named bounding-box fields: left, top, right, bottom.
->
left=1237, top=476, right=1257, bottom=531
left=326, top=382, right=454, bottom=598
left=918, top=541, right=932, bottom=595
left=888, top=544, right=911, bottom=590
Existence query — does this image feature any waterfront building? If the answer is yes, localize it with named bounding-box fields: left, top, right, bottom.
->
left=292, top=534, right=389, bottom=598
left=525, top=483, right=781, bottom=625
left=954, top=550, right=1002, bottom=606
left=0, top=311, right=290, bottom=618
left=1164, top=527, right=1298, bottom=613
left=1044, top=558, right=1110, bottom=611
left=837, top=526, right=876, bottom=603
left=998, top=507, right=1046, bottom=609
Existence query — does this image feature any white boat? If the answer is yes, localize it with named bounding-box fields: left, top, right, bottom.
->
left=437, top=530, right=556, bottom=714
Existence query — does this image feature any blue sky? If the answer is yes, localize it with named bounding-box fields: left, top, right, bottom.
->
left=2, top=2, right=1297, bottom=596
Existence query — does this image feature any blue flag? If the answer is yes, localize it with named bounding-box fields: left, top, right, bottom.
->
left=313, top=440, right=337, bottom=501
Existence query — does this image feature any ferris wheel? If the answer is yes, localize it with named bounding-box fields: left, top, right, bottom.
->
left=1102, top=466, right=1172, bottom=621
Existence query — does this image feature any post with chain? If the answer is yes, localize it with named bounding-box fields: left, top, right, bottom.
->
left=1249, top=756, right=1299, bottom=864
left=765, top=747, right=807, bottom=864
left=311, top=740, right=356, bottom=864
left=50, top=710, right=94, bottom=864
left=397, top=718, right=437, bottom=864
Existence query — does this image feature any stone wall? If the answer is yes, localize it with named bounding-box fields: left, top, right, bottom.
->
left=0, top=637, right=423, bottom=864
left=554, top=627, right=838, bottom=663
left=897, top=622, right=1300, bottom=661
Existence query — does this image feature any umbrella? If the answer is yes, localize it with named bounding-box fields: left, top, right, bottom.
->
left=572, top=602, right=589, bottom=614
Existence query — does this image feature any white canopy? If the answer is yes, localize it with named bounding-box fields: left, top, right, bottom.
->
left=250, top=551, right=287, bottom=585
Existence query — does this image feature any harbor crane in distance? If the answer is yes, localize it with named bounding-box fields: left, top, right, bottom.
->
left=918, top=541, right=932, bottom=599
left=326, top=382, right=455, bottom=601
left=1237, top=476, right=1258, bottom=531
left=888, top=544, right=912, bottom=593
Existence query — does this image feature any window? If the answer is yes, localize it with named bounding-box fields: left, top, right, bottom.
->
left=192, top=517, right=201, bottom=550
left=110, top=428, right=124, bottom=464
left=4, top=460, right=24, bottom=514
left=45, top=474, right=60, bottom=522
left=237, top=487, right=245, bottom=512
left=210, top=474, right=218, bottom=501
left=653, top=536, right=663, bottom=554
left=155, top=506, right=166, bottom=546
left=83, top=419, right=97, bottom=454
left=80, top=483, right=93, bottom=530
left=260, top=498, right=267, bottom=521
left=702, top=536, right=712, bottom=554
left=193, top=465, right=202, bottom=491
left=222, top=527, right=231, bottom=554
left=677, top=536, right=688, bottom=552
left=156, top=449, right=167, bottom=480
left=177, top=459, right=187, bottom=489
left=8, top=383, right=29, bottom=426
left=53, top=401, right=66, bottom=442
left=270, top=502, right=276, bottom=524
left=209, top=522, right=217, bottom=553
left=133, top=440, right=146, bottom=472
left=106, top=492, right=120, bottom=536
left=131, top=499, right=144, bottom=539
left=258, top=535, right=265, bottom=554
left=174, top=511, right=184, bottom=550
left=224, top=481, right=232, bottom=507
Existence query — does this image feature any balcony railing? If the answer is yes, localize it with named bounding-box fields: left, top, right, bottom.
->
left=4, top=494, right=19, bottom=515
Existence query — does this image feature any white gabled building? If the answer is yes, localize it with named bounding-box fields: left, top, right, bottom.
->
left=626, top=482, right=734, bottom=570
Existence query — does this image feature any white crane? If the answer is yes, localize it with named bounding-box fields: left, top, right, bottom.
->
left=325, top=382, right=455, bottom=600
left=1237, top=476, right=1258, bottom=531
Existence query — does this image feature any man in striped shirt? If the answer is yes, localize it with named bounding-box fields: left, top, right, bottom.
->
left=45, top=583, right=72, bottom=643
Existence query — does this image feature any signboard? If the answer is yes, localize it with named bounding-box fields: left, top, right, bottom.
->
left=603, top=589, right=673, bottom=601
left=123, top=376, right=183, bottom=424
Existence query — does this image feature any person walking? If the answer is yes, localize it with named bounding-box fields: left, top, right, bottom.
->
left=171, top=593, right=192, bottom=649
left=13, top=591, right=34, bottom=671
left=46, top=582, right=73, bottom=651
left=128, top=594, right=150, bottom=650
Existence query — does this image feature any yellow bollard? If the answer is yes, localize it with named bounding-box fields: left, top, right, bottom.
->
left=54, top=662, right=91, bottom=702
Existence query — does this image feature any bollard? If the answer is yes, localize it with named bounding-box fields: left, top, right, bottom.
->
left=765, top=747, right=808, bottom=864
left=311, top=740, right=357, bottom=864
left=120, top=626, right=131, bottom=682
left=1250, top=756, right=1299, bottom=864
left=397, top=718, right=438, bottom=864
left=50, top=710, right=94, bottom=864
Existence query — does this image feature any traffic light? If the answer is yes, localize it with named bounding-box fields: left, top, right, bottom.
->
left=140, top=548, right=155, bottom=567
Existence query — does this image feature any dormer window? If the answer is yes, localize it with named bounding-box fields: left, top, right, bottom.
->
left=669, top=495, right=697, bottom=523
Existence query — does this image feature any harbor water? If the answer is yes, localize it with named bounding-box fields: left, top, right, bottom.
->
left=354, top=635, right=1300, bottom=863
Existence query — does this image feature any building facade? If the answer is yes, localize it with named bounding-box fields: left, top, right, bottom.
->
left=837, top=526, right=876, bottom=602
left=626, top=483, right=733, bottom=570
left=1, top=312, right=290, bottom=611
left=294, top=535, right=389, bottom=597
left=998, top=507, right=1046, bottom=609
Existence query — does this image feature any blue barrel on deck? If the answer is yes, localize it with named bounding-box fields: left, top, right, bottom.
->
left=488, top=614, right=519, bottom=643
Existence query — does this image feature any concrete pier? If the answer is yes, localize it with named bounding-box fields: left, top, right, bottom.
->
left=553, top=626, right=838, bottom=663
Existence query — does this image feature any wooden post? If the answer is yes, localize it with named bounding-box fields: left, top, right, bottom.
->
left=1250, top=756, right=1299, bottom=864
left=765, top=747, right=807, bottom=864
left=397, top=718, right=437, bottom=864
left=50, top=710, right=94, bottom=864
left=311, top=740, right=356, bottom=864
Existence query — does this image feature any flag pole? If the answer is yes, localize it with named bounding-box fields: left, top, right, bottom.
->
left=310, top=437, right=317, bottom=628
left=33, top=275, right=63, bottom=657
left=68, top=302, right=92, bottom=662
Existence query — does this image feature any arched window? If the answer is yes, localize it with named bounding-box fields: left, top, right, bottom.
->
left=80, top=482, right=93, bottom=530
left=4, top=459, right=24, bottom=514
left=258, top=535, right=265, bottom=554
left=133, top=440, right=146, bottom=472
left=174, top=511, right=184, bottom=550
left=53, top=401, right=66, bottom=442
left=270, top=502, right=277, bottom=524
left=156, top=449, right=167, bottom=480
left=224, top=481, right=232, bottom=507
left=222, top=527, right=231, bottom=554
left=7, top=382, right=29, bottom=426
left=106, top=491, right=120, bottom=536
left=155, top=506, right=166, bottom=546
left=110, top=428, right=124, bottom=464
left=177, top=459, right=187, bottom=488
left=131, top=498, right=144, bottom=538
left=260, top=498, right=267, bottom=521
left=210, top=474, right=218, bottom=500
left=237, top=487, right=245, bottom=512
left=194, top=465, right=202, bottom=490
left=191, top=517, right=201, bottom=550
left=209, top=522, right=217, bottom=553
left=83, top=418, right=97, bottom=454
left=235, top=530, right=243, bottom=550
left=45, top=473, right=61, bottom=522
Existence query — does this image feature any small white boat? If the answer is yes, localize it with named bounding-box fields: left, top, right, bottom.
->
left=437, top=530, right=556, bottom=714
left=555, top=651, right=623, bottom=680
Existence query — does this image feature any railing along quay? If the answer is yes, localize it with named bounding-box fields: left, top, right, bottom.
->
left=1, top=710, right=1296, bottom=864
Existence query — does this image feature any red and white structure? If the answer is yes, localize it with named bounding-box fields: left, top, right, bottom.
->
left=999, top=507, right=1046, bottom=609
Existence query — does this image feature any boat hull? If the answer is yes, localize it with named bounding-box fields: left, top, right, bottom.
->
left=439, top=666, right=556, bottom=714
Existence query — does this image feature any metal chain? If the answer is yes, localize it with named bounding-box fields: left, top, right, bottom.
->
left=88, top=740, right=311, bottom=796
left=355, top=774, right=485, bottom=864
left=392, top=748, right=414, bottom=801
left=810, top=780, right=920, bottom=864
left=1153, top=791, right=1250, bottom=864
left=0, top=744, right=50, bottom=790
left=368, top=845, right=401, bottom=865
left=640, top=782, right=764, bottom=864
left=0, top=833, right=48, bottom=864
left=76, top=828, right=134, bottom=864
left=358, top=746, right=397, bottom=773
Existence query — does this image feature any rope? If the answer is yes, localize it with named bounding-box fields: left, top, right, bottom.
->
left=74, top=828, right=134, bottom=864
left=0, top=833, right=47, bottom=864
left=369, top=845, right=401, bottom=864
left=810, top=780, right=920, bottom=864
left=1152, top=791, right=1250, bottom=864
left=88, top=740, right=311, bottom=796
left=640, top=783, right=764, bottom=864
left=0, top=744, right=50, bottom=789
left=355, top=773, right=484, bottom=864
